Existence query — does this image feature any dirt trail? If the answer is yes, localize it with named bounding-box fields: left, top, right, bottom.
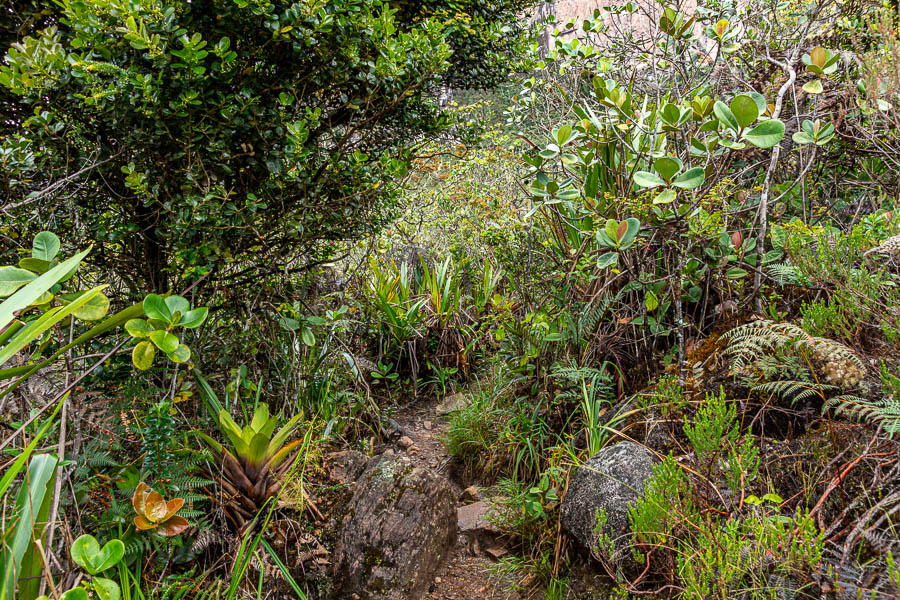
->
left=391, top=395, right=525, bottom=600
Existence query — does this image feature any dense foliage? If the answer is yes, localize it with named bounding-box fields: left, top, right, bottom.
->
left=1, top=0, right=536, bottom=292
left=2, top=0, right=900, bottom=599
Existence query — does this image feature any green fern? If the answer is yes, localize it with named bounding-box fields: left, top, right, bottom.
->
left=724, top=320, right=864, bottom=380
left=722, top=320, right=895, bottom=434
left=551, top=364, right=614, bottom=404
left=752, top=380, right=840, bottom=403
left=767, top=262, right=804, bottom=286
left=824, top=395, right=900, bottom=437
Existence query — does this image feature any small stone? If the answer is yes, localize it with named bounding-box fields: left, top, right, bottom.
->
left=485, top=546, right=508, bottom=560
left=459, top=485, right=480, bottom=503
left=436, top=392, right=470, bottom=415
left=457, top=500, right=502, bottom=535
left=397, top=435, right=414, bottom=449
left=434, top=577, right=441, bottom=584
left=423, top=420, right=432, bottom=430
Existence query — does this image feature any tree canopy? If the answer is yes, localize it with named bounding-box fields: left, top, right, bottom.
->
left=1, top=0, right=536, bottom=293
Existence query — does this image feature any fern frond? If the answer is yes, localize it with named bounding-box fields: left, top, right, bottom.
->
left=824, top=395, right=900, bottom=436
left=751, top=380, right=837, bottom=402
left=767, top=263, right=803, bottom=286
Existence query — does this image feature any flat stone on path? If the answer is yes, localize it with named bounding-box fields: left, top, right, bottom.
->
left=436, top=393, right=470, bottom=415
left=457, top=500, right=502, bottom=536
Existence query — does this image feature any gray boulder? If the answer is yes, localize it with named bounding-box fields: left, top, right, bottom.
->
left=560, top=442, right=657, bottom=573
left=326, top=449, right=370, bottom=484
left=332, top=451, right=456, bottom=599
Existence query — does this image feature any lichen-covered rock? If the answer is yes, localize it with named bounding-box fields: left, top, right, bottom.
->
left=332, top=451, right=456, bottom=599
left=326, top=449, right=370, bottom=484
left=560, top=442, right=657, bottom=573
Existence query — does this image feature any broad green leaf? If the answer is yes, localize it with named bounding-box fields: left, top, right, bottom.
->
left=3, top=454, right=58, bottom=600
left=747, top=92, right=767, bottom=115
left=0, top=286, right=106, bottom=367
left=17, top=258, right=51, bottom=274
left=633, top=171, right=666, bottom=188
left=60, top=291, right=110, bottom=321
left=672, top=167, right=705, bottom=190
left=802, top=80, right=823, bottom=94
left=167, top=344, right=191, bottom=363
left=59, top=590, right=89, bottom=600
left=584, top=163, right=599, bottom=199
left=726, top=268, right=749, bottom=279
left=143, top=294, right=171, bottom=321
left=713, top=100, right=739, bottom=131
left=792, top=131, right=815, bottom=145
left=247, top=432, right=270, bottom=468
left=71, top=535, right=124, bottom=575
left=269, top=413, right=302, bottom=456
left=661, top=102, right=680, bottom=124
left=597, top=253, right=618, bottom=269
left=645, top=290, right=659, bottom=311
left=596, top=229, right=616, bottom=249
left=280, top=317, right=300, bottom=331
left=604, top=219, right=618, bottom=241
left=555, top=124, right=573, bottom=146
left=699, top=119, right=719, bottom=132
left=29, top=291, right=54, bottom=307
left=92, top=578, right=121, bottom=600
left=718, top=138, right=747, bottom=150
left=32, top=232, right=60, bottom=261
left=164, top=295, right=190, bottom=320
left=730, top=94, right=759, bottom=128
left=125, top=318, right=153, bottom=338
left=653, top=156, right=682, bottom=181
left=653, top=189, right=676, bottom=204
left=179, top=307, right=208, bottom=329
left=743, top=120, right=785, bottom=148
left=218, top=411, right=246, bottom=441
left=301, top=327, right=315, bottom=346
left=149, top=330, right=179, bottom=353
left=132, top=341, right=156, bottom=370
left=250, top=404, right=270, bottom=433
left=0, top=267, right=37, bottom=297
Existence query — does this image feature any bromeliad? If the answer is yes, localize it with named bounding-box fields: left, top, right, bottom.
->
left=197, top=398, right=303, bottom=528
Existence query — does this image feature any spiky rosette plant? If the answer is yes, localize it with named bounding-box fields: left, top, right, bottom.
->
left=196, top=395, right=303, bottom=528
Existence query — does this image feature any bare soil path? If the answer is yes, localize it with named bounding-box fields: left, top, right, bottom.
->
left=390, top=395, right=526, bottom=600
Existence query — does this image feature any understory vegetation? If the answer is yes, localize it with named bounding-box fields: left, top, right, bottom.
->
left=2, top=0, right=900, bottom=598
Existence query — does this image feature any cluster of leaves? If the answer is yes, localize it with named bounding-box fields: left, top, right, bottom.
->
left=39, top=535, right=126, bottom=600
left=131, top=482, right=190, bottom=537
left=126, top=294, right=207, bottom=369
left=1, top=0, right=538, bottom=295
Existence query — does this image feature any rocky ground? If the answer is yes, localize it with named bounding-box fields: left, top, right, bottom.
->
left=394, top=395, right=523, bottom=600
left=323, top=392, right=526, bottom=600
